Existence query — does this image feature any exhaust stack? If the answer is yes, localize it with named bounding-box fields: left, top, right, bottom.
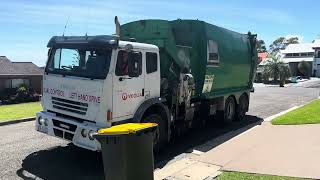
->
left=115, top=16, right=120, bottom=37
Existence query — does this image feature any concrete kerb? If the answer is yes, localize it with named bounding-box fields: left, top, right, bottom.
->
left=0, top=117, right=35, bottom=127
left=263, top=106, right=301, bottom=122
left=265, top=98, right=320, bottom=123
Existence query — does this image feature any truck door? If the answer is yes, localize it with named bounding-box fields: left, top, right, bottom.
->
left=112, top=49, right=145, bottom=121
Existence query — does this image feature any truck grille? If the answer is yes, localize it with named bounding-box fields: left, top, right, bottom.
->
left=52, top=119, right=77, bottom=132
left=52, top=97, right=88, bottom=115
left=53, top=128, right=74, bottom=141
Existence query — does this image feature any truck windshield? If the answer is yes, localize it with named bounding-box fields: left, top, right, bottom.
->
left=46, top=48, right=112, bottom=79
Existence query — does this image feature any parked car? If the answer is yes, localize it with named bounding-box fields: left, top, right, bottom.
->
left=289, top=76, right=303, bottom=83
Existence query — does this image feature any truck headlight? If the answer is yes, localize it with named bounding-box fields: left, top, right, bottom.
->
left=88, top=130, right=95, bottom=140
left=81, top=129, right=88, bottom=138
left=38, top=116, right=47, bottom=126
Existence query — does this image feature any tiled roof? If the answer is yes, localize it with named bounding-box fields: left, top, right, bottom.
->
left=258, top=52, right=268, bottom=63
left=0, top=56, right=43, bottom=75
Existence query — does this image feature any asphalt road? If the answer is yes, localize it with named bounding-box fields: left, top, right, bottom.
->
left=0, top=85, right=319, bottom=180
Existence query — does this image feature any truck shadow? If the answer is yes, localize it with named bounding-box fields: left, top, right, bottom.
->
left=16, top=144, right=105, bottom=180
left=155, top=115, right=263, bottom=168
left=17, top=115, right=262, bottom=180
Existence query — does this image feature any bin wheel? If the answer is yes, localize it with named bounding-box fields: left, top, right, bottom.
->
left=223, top=96, right=236, bottom=123
left=236, top=94, right=249, bottom=121
left=142, top=114, right=167, bottom=152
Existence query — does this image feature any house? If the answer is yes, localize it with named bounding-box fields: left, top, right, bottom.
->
left=258, top=52, right=268, bottom=64
left=255, top=52, right=270, bottom=82
left=0, top=56, right=43, bottom=96
left=312, top=39, right=320, bottom=77
left=280, top=43, right=314, bottom=77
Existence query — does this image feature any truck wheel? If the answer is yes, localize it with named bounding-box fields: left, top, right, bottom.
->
left=223, top=96, right=236, bottom=123
left=142, top=114, right=167, bottom=152
left=236, top=94, right=249, bottom=121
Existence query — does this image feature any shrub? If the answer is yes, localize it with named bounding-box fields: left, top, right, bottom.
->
left=298, top=61, right=311, bottom=78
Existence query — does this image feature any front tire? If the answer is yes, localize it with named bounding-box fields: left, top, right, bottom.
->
left=142, top=114, right=167, bottom=152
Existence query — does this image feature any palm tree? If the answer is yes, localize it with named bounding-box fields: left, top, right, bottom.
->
left=279, top=63, right=291, bottom=87
left=263, top=54, right=291, bottom=87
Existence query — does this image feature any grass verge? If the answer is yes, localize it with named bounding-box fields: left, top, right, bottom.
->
left=272, top=99, right=320, bottom=125
left=0, top=102, right=42, bottom=122
left=215, top=171, right=312, bottom=180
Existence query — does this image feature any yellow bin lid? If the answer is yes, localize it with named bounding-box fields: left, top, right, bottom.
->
left=98, top=123, right=157, bottom=135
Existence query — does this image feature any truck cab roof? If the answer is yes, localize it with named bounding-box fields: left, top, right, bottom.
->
left=47, top=35, right=119, bottom=49
left=118, top=40, right=159, bottom=51
left=47, top=35, right=159, bottom=51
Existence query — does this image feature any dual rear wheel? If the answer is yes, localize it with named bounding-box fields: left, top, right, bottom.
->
left=220, top=94, right=249, bottom=123
left=142, top=93, right=249, bottom=151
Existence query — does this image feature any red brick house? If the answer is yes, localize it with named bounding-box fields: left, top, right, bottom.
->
left=0, top=56, right=43, bottom=96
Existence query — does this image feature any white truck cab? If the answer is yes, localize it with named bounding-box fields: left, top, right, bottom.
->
left=36, top=36, right=161, bottom=151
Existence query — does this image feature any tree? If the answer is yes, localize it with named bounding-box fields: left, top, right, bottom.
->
left=298, top=61, right=311, bottom=78
left=269, top=37, right=300, bottom=54
left=257, top=39, right=267, bottom=53
left=286, top=37, right=299, bottom=45
left=269, top=37, right=286, bottom=54
left=279, top=63, right=291, bottom=87
left=263, top=54, right=291, bottom=87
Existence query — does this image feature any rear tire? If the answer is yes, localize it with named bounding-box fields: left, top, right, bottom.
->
left=223, top=96, right=236, bottom=123
left=142, top=114, right=167, bottom=152
left=236, top=94, right=249, bottom=121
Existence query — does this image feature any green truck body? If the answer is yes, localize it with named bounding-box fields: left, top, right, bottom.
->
left=121, top=20, right=258, bottom=100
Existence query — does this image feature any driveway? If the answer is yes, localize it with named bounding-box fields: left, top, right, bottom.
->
left=0, top=86, right=319, bottom=179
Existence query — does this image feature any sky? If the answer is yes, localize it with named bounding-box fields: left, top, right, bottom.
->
left=1, top=0, right=319, bottom=66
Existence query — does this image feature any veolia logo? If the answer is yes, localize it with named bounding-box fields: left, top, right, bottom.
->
left=122, top=93, right=128, bottom=100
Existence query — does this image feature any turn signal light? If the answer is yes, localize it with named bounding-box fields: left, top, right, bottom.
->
left=107, top=110, right=112, bottom=121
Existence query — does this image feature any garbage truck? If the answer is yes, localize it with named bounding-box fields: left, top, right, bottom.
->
left=36, top=18, right=257, bottom=151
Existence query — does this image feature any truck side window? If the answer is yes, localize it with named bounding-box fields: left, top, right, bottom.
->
left=207, top=40, right=219, bottom=65
left=116, top=50, right=142, bottom=76
left=146, top=52, right=158, bottom=74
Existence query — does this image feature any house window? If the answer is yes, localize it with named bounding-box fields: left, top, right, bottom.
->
left=292, top=53, right=299, bottom=57
left=300, top=53, right=308, bottom=57
left=285, top=53, right=293, bottom=57
left=4, top=79, right=30, bottom=89
left=317, top=51, right=320, bottom=58
left=308, top=52, right=315, bottom=57
left=4, top=80, right=11, bottom=88
left=207, top=40, right=219, bottom=65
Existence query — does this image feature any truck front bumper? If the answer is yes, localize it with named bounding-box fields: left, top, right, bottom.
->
left=35, top=111, right=101, bottom=151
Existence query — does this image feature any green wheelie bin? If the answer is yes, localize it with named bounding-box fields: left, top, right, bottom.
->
left=93, top=123, right=158, bottom=180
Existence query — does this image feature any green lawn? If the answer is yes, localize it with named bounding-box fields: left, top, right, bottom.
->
left=272, top=99, right=320, bottom=125
left=0, top=102, right=42, bottom=122
left=215, top=171, right=312, bottom=180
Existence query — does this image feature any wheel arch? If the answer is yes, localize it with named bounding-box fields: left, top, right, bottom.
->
left=133, top=98, right=171, bottom=141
